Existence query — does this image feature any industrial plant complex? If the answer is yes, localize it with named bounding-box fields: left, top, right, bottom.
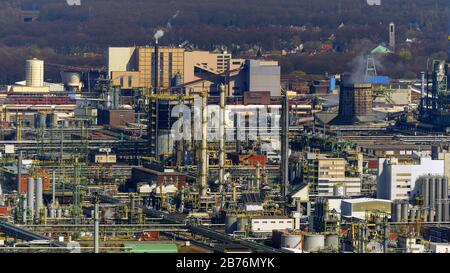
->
left=4, top=1, right=450, bottom=257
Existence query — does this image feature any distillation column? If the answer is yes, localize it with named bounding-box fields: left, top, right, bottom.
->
left=27, top=177, right=34, bottom=222
left=219, top=84, right=226, bottom=195
left=200, top=93, right=208, bottom=197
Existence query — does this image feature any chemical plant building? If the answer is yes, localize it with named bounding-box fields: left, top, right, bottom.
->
left=377, top=153, right=444, bottom=200
left=107, top=46, right=281, bottom=96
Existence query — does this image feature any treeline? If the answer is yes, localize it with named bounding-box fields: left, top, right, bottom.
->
left=0, top=0, right=448, bottom=83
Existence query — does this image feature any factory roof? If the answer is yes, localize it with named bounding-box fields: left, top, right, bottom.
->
left=2, top=96, right=75, bottom=105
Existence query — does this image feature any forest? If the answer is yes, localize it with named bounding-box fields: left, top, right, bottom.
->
left=0, top=0, right=449, bottom=83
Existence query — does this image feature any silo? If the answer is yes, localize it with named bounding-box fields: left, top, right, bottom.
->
left=401, top=202, right=408, bottom=222
left=303, top=234, right=325, bottom=252
left=39, top=114, right=47, bottom=129
left=430, top=178, right=436, bottom=207
left=26, top=59, right=44, bottom=87
left=443, top=178, right=449, bottom=200
left=26, top=177, right=35, bottom=217
left=422, top=178, right=430, bottom=207
left=422, top=209, right=428, bottom=222
left=436, top=203, right=443, bottom=222
left=409, top=208, right=416, bottom=222
left=392, top=201, right=402, bottom=222
left=225, top=215, right=238, bottom=234
left=35, top=178, right=43, bottom=219
left=281, top=234, right=302, bottom=249
left=46, top=113, right=57, bottom=128
left=237, top=217, right=249, bottom=232
left=429, top=209, right=435, bottom=222
left=325, top=234, right=339, bottom=250
left=437, top=179, right=443, bottom=206
left=443, top=201, right=449, bottom=222
left=395, top=202, right=402, bottom=222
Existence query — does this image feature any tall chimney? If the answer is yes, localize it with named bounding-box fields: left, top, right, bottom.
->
left=281, top=90, right=289, bottom=214
left=154, top=43, right=159, bottom=94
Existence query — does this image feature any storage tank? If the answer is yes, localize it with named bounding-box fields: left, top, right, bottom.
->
left=401, top=202, right=409, bottom=222
left=409, top=208, right=417, bottom=222
left=303, top=234, right=325, bottom=252
left=443, top=201, right=449, bottom=222
left=280, top=234, right=302, bottom=249
left=26, top=177, right=35, bottom=216
left=392, top=201, right=402, bottom=222
left=35, top=178, right=43, bottom=209
left=325, top=234, right=339, bottom=250
left=225, top=215, right=238, bottom=234
left=237, top=217, right=249, bottom=232
left=430, top=178, right=436, bottom=207
left=422, top=178, right=430, bottom=207
left=26, top=59, right=44, bottom=87
left=46, top=113, right=58, bottom=128
left=60, top=71, right=82, bottom=90
left=443, top=178, right=449, bottom=199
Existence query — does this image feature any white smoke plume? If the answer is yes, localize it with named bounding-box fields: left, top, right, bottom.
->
left=166, top=10, right=180, bottom=29
left=155, top=10, right=180, bottom=43
left=154, top=29, right=164, bottom=44
left=348, top=53, right=383, bottom=84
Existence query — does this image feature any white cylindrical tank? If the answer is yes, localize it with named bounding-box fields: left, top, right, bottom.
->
left=60, top=71, right=82, bottom=87
left=303, top=234, right=325, bottom=252
left=35, top=177, right=43, bottom=219
left=27, top=177, right=35, bottom=215
left=26, top=59, right=44, bottom=87
left=280, top=234, right=302, bottom=249
left=237, top=217, right=249, bottom=232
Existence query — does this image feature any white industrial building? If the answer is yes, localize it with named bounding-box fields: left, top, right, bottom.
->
left=250, top=217, right=294, bottom=233
left=341, top=198, right=392, bottom=219
left=377, top=154, right=444, bottom=201
left=429, top=242, right=450, bottom=253
left=317, top=177, right=362, bottom=197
